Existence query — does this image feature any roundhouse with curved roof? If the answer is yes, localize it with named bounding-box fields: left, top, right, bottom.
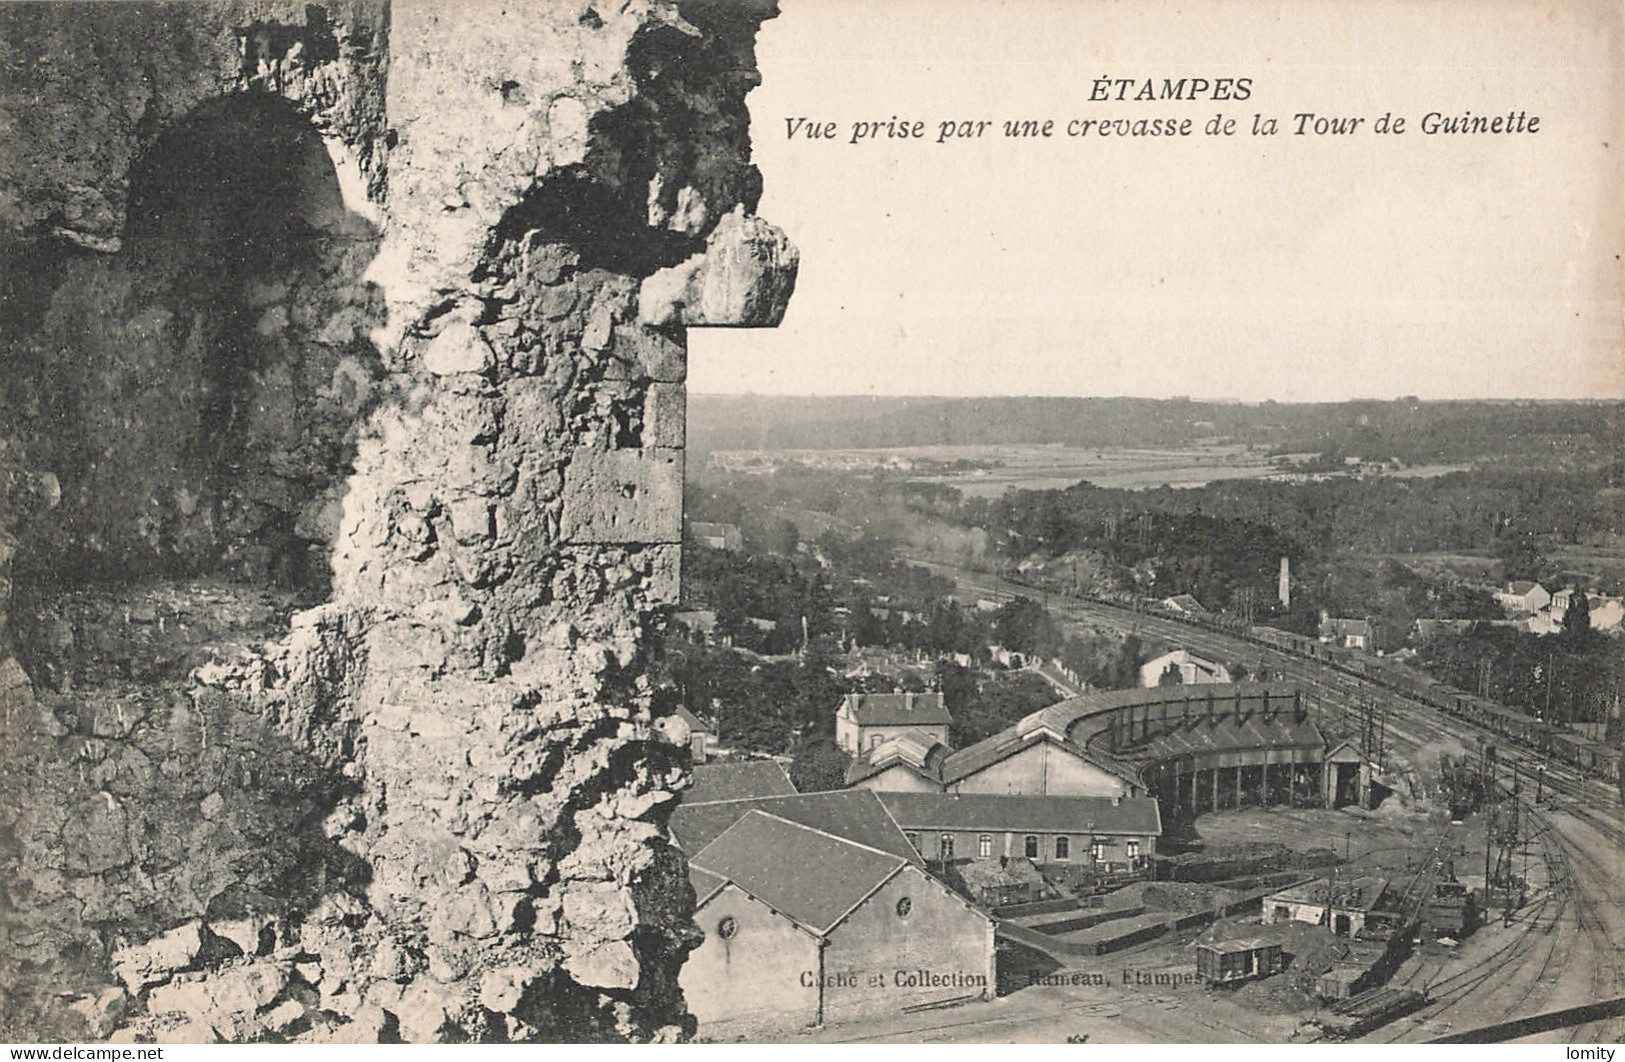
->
left=842, top=681, right=1366, bottom=815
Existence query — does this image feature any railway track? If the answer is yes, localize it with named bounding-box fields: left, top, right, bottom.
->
left=919, top=560, right=1625, bottom=1040
left=1371, top=838, right=1568, bottom=1041
left=938, top=564, right=1622, bottom=831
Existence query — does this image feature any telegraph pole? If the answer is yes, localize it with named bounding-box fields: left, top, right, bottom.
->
left=1482, top=743, right=1494, bottom=891
left=1520, top=778, right=1530, bottom=895
left=1545, top=653, right=1555, bottom=722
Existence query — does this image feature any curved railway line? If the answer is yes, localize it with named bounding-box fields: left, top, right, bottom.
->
left=918, top=562, right=1624, bottom=1041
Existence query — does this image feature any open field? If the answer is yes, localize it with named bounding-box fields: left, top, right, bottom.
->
left=911, top=444, right=1279, bottom=495
left=713, top=443, right=1282, bottom=494
left=711, top=443, right=1483, bottom=496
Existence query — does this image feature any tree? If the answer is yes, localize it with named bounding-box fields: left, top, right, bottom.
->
left=992, top=596, right=1060, bottom=658
left=1495, top=533, right=1548, bottom=584
left=950, top=671, right=1057, bottom=746
left=1562, top=591, right=1592, bottom=641
left=789, top=737, right=851, bottom=793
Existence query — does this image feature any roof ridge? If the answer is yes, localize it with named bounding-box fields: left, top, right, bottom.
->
left=689, top=807, right=908, bottom=867
left=736, top=809, right=911, bottom=862
left=680, top=785, right=844, bottom=808
left=880, top=791, right=1154, bottom=802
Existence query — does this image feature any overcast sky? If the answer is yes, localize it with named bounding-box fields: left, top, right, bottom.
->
left=688, top=0, right=1624, bottom=401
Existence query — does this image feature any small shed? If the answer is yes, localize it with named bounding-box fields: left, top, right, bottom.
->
left=1195, top=938, right=1285, bottom=985
left=958, top=856, right=1046, bottom=908
left=1315, top=964, right=1372, bottom=1001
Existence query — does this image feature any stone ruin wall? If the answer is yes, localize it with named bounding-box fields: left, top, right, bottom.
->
left=0, top=0, right=795, bottom=1042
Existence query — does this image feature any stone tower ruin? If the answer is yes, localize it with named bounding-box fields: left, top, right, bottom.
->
left=0, top=0, right=796, bottom=1042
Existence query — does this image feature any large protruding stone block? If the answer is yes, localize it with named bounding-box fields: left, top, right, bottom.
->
left=560, top=450, right=683, bottom=546
left=639, top=208, right=799, bottom=328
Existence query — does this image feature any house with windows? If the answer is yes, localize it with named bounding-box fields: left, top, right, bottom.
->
left=1139, top=648, right=1232, bottom=688
left=681, top=810, right=995, bottom=1035
left=1319, top=616, right=1374, bottom=651
left=834, top=691, right=952, bottom=756
left=674, top=706, right=720, bottom=763
left=1494, top=581, right=1550, bottom=615
left=875, top=792, right=1162, bottom=877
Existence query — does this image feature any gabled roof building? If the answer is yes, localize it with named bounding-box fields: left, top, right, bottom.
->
left=680, top=810, right=995, bottom=1035
left=683, top=759, right=796, bottom=804
left=835, top=691, right=952, bottom=757
left=845, top=702, right=1144, bottom=800
left=1140, top=648, right=1233, bottom=688
left=1319, top=616, right=1374, bottom=650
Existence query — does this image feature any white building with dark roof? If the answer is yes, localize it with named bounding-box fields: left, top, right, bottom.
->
left=1140, top=648, right=1233, bottom=688
left=681, top=811, right=995, bottom=1035
left=834, top=691, right=952, bottom=756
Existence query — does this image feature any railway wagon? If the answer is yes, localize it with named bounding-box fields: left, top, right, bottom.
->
left=1448, top=695, right=1554, bottom=750
left=1196, top=939, right=1285, bottom=985
left=1439, top=693, right=1622, bottom=785
left=1317, top=988, right=1428, bottom=1039
left=1549, top=732, right=1588, bottom=771
left=1550, top=733, right=1623, bottom=783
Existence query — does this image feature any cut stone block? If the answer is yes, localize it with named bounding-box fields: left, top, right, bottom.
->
left=559, top=449, right=681, bottom=545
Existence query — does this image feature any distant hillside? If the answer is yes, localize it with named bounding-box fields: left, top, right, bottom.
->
left=688, top=395, right=1624, bottom=467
